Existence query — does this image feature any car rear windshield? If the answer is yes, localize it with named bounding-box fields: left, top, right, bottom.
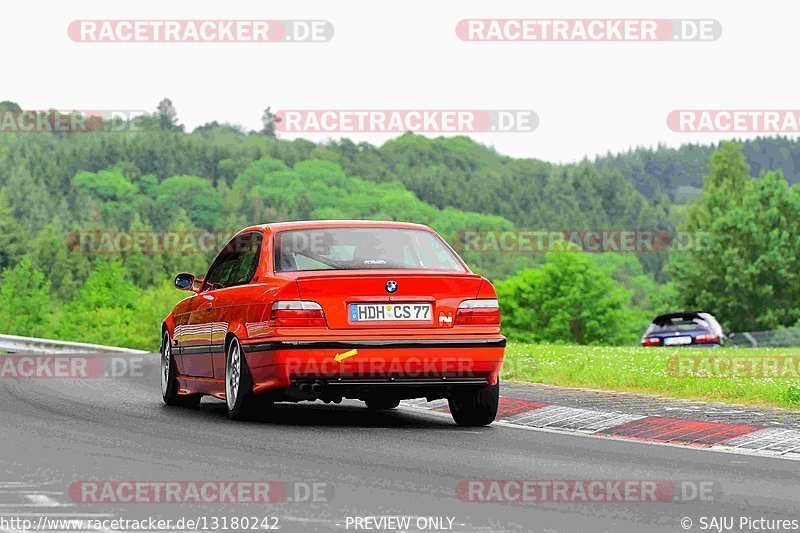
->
left=646, top=317, right=711, bottom=334
left=275, top=227, right=467, bottom=272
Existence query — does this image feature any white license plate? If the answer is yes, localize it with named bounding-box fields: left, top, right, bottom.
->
left=349, top=303, right=432, bottom=322
left=663, top=336, right=692, bottom=346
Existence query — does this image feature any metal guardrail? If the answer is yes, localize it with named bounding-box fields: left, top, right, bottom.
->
left=727, top=327, right=800, bottom=349
left=0, top=334, right=149, bottom=355
left=4, top=330, right=797, bottom=353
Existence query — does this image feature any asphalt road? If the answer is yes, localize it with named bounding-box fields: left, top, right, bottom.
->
left=0, top=354, right=798, bottom=533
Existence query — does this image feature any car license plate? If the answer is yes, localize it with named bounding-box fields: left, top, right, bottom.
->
left=663, top=336, right=692, bottom=346
left=349, top=303, right=432, bottom=322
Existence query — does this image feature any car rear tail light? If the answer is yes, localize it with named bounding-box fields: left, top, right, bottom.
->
left=641, top=337, right=661, bottom=347
left=695, top=333, right=719, bottom=344
left=455, top=299, right=500, bottom=325
left=270, top=301, right=326, bottom=327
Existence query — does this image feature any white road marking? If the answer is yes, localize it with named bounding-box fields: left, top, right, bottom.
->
left=0, top=513, right=114, bottom=517
left=494, top=419, right=800, bottom=462
left=284, top=516, right=335, bottom=523
left=401, top=398, right=449, bottom=409
left=23, top=494, right=69, bottom=507
left=397, top=403, right=800, bottom=461
left=0, top=491, right=62, bottom=495
left=505, top=405, right=645, bottom=433
left=0, top=505, right=68, bottom=508
left=719, top=428, right=800, bottom=454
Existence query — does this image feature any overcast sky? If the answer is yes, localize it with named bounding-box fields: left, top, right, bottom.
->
left=3, top=1, right=795, bottom=163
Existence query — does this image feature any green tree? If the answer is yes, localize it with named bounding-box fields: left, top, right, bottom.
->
left=686, top=141, right=751, bottom=230
left=54, top=261, right=141, bottom=346
left=24, top=223, right=93, bottom=301
left=74, top=168, right=140, bottom=228
left=496, top=251, right=633, bottom=345
left=160, top=209, right=216, bottom=278
left=121, top=214, right=168, bottom=288
left=261, top=107, right=280, bottom=137
left=0, top=257, right=52, bottom=336
left=672, top=170, right=800, bottom=331
left=75, top=168, right=138, bottom=202
left=0, top=191, right=24, bottom=271
left=156, top=98, right=182, bottom=132
left=72, top=261, right=139, bottom=310
left=156, top=176, right=222, bottom=230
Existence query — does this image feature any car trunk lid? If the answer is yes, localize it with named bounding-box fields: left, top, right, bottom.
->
left=294, top=271, right=483, bottom=330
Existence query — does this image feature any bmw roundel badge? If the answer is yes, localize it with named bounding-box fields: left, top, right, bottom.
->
left=385, top=280, right=398, bottom=293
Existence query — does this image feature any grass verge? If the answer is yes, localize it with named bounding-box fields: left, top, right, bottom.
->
left=501, top=343, right=800, bottom=410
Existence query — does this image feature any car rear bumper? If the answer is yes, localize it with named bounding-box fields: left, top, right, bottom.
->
left=241, top=336, right=506, bottom=394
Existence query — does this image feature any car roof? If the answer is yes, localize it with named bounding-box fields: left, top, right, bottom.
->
left=239, top=220, right=434, bottom=233
left=652, top=311, right=713, bottom=324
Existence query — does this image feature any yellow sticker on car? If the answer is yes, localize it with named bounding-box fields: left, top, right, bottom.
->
left=334, top=349, right=358, bottom=362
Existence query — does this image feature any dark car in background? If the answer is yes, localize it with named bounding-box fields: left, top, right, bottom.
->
left=641, top=311, right=726, bottom=347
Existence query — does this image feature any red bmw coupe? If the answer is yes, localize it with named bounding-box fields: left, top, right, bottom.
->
left=161, top=221, right=505, bottom=426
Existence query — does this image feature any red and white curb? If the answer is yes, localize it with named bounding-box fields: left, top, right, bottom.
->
left=400, top=397, right=800, bottom=460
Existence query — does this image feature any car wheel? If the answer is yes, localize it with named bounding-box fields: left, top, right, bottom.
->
left=365, top=398, right=401, bottom=410
left=225, top=336, right=255, bottom=420
left=161, top=331, right=200, bottom=408
left=448, top=380, right=500, bottom=427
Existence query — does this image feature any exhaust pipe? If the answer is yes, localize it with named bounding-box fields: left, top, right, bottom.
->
left=287, top=380, right=327, bottom=400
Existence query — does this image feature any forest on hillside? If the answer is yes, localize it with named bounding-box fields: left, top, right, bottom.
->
left=1, top=100, right=798, bottom=349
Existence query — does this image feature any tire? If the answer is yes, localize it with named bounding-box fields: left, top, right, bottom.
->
left=365, top=398, right=401, bottom=410
left=161, top=331, right=201, bottom=408
left=448, top=380, right=500, bottom=427
left=225, top=337, right=255, bottom=420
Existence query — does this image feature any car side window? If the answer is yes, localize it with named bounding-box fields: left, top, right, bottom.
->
left=227, top=235, right=262, bottom=286
left=204, top=232, right=263, bottom=289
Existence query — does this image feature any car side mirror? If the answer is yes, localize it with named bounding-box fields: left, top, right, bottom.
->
left=174, top=273, right=195, bottom=291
